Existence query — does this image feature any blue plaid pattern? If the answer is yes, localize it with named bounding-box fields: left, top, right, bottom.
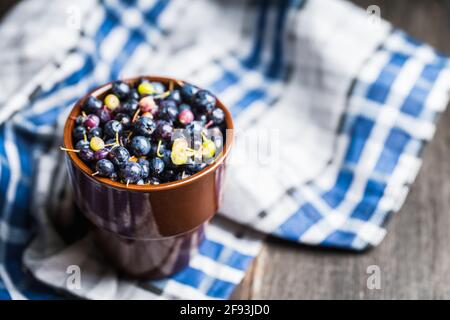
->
left=0, top=0, right=449, bottom=299
left=272, top=30, right=450, bottom=249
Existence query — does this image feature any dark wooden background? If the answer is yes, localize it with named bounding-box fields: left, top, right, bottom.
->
left=1, top=0, right=450, bottom=299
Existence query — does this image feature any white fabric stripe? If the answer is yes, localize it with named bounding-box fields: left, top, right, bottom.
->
left=0, top=63, right=58, bottom=124
left=189, top=254, right=245, bottom=284
left=163, top=280, right=216, bottom=300
left=204, top=222, right=263, bottom=257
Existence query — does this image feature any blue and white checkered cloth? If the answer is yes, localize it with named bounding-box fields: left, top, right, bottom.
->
left=0, top=0, right=449, bottom=299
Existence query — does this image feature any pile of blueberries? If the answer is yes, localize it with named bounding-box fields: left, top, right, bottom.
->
left=66, top=79, right=226, bottom=186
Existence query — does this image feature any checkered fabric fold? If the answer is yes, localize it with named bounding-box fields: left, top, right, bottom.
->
left=0, top=0, right=449, bottom=299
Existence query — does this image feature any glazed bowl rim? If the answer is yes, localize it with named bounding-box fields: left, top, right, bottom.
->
left=63, top=75, right=234, bottom=192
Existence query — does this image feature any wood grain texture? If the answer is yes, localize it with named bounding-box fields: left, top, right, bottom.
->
left=232, top=0, right=450, bottom=300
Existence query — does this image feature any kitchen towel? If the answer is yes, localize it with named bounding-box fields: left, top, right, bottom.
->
left=0, top=0, right=449, bottom=299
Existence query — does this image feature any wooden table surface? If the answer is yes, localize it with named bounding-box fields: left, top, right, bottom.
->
left=231, top=0, right=450, bottom=299
left=1, top=0, right=450, bottom=300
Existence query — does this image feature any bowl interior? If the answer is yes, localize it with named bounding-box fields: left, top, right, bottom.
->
left=63, top=76, right=234, bottom=192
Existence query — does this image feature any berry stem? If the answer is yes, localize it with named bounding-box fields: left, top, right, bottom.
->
left=156, top=140, right=163, bottom=157
left=105, top=143, right=117, bottom=147
left=169, top=80, right=174, bottom=92
left=205, top=120, right=214, bottom=129
left=132, top=108, right=140, bottom=122
left=154, top=91, right=170, bottom=99
left=60, top=147, right=80, bottom=153
left=115, top=132, right=120, bottom=146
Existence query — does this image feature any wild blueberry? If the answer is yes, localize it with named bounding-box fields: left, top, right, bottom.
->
left=87, top=127, right=102, bottom=140
left=114, top=113, right=132, bottom=129
left=185, top=161, right=207, bottom=174
left=82, top=96, right=102, bottom=113
left=109, top=146, right=130, bottom=167
left=168, top=90, right=182, bottom=104
left=73, top=126, right=87, bottom=141
left=96, top=107, right=112, bottom=124
left=133, top=117, right=156, bottom=137
left=119, top=161, right=143, bottom=184
left=120, top=99, right=139, bottom=115
left=159, top=99, right=178, bottom=122
left=180, top=83, right=198, bottom=103
left=129, top=89, right=140, bottom=101
left=212, top=108, right=225, bottom=124
left=104, top=120, right=123, bottom=138
left=111, top=81, right=131, bottom=99
left=75, top=140, right=90, bottom=150
left=160, top=169, right=176, bottom=182
left=149, top=157, right=165, bottom=176
left=155, top=120, right=173, bottom=140
left=137, top=158, right=150, bottom=179
left=75, top=115, right=85, bottom=126
left=129, top=136, right=151, bottom=157
left=95, top=159, right=115, bottom=177
left=193, top=90, right=216, bottom=114
left=94, top=148, right=109, bottom=161
left=84, top=114, right=100, bottom=129
left=79, top=148, right=95, bottom=162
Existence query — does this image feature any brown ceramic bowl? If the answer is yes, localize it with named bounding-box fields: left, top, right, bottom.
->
left=63, top=76, right=233, bottom=279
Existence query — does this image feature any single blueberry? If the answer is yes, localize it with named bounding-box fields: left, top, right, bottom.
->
left=149, top=157, right=165, bottom=176
left=137, top=158, right=150, bottom=179
left=87, top=127, right=102, bottom=140
left=72, top=126, right=87, bottom=141
left=104, top=120, right=123, bottom=138
left=129, top=136, right=151, bottom=157
left=159, top=99, right=179, bottom=122
left=75, top=139, right=90, bottom=150
left=155, top=120, right=173, bottom=140
left=193, top=90, right=216, bottom=114
left=95, top=159, right=115, bottom=177
left=109, top=146, right=130, bottom=167
left=212, top=108, right=225, bottom=124
left=180, top=83, right=198, bottom=103
left=79, top=148, right=95, bottom=162
left=133, top=117, right=156, bottom=137
left=115, top=113, right=132, bottom=129
left=120, top=99, right=139, bottom=115
left=82, top=96, right=102, bottom=113
left=111, top=81, right=131, bottom=99
left=119, top=161, right=143, bottom=184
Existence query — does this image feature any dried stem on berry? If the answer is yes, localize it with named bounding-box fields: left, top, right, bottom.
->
left=205, top=120, right=214, bottom=129
left=156, top=140, right=163, bottom=157
left=60, top=147, right=80, bottom=153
